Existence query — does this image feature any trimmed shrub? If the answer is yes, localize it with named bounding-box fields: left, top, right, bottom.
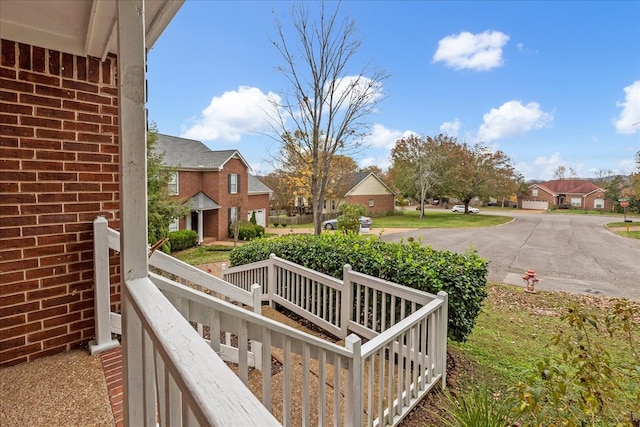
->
left=229, top=220, right=261, bottom=241
left=168, top=229, right=198, bottom=251
left=229, top=233, right=488, bottom=342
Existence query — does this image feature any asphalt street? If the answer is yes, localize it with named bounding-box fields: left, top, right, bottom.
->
left=381, top=211, right=640, bottom=300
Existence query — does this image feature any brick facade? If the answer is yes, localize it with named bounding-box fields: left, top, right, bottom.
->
left=175, top=158, right=252, bottom=240
left=0, top=39, right=120, bottom=367
left=345, top=194, right=395, bottom=215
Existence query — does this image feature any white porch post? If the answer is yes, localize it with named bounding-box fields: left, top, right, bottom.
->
left=89, top=216, right=120, bottom=354
left=118, top=0, right=148, bottom=425
left=197, top=209, right=203, bottom=244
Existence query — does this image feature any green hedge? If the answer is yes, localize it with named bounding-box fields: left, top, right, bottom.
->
left=229, top=233, right=488, bottom=342
left=168, top=229, right=198, bottom=251
left=229, top=220, right=265, bottom=241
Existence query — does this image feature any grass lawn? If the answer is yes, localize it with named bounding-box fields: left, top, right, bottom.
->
left=449, top=284, right=640, bottom=426
left=606, top=221, right=640, bottom=240
left=374, top=208, right=512, bottom=228
left=283, top=208, right=513, bottom=230
left=172, top=244, right=233, bottom=265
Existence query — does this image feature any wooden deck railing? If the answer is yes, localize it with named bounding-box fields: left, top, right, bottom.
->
left=92, top=217, right=448, bottom=426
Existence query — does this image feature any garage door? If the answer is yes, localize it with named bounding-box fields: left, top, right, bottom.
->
left=248, top=209, right=266, bottom=227
left=522, top=200, right=549, bottom=210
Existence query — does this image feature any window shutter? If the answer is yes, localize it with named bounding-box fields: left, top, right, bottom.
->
left=228, top=174, right=231, bottom=193
left=237, top=174, right=241, bottom=193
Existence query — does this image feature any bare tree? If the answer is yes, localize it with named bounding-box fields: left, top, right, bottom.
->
left=554, top=165, right=567, bottom=180
left=269, top=2, right=388, bottom=235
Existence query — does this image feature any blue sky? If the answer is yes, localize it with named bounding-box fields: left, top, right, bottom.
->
left=147, top=1, right=640, bottom=181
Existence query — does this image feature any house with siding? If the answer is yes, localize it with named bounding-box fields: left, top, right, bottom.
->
left=154, top=134, right=272, bottom=243
left=520, top=179, right=612, bottom=211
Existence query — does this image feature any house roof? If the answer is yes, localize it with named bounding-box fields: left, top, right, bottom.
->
left=345, top=172, right=396, bottom=196
left=0, top=0, right=183, bottom=60
left=531, top=179, right=603, bottom=196
left=184, top=192, right=220, bottom=211
left=155, top=134, right=251, bottom=171
left=248, top=175, right=272, bottom=195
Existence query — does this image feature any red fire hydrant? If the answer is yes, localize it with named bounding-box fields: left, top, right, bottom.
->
left=522, top=268, right=539, bottom=293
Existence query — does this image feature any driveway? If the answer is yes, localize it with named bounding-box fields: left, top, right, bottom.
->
left=381, top=211, right=640, bottom=300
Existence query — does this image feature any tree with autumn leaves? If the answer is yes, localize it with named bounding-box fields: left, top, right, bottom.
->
left=390, top=134, right=518, bottom=215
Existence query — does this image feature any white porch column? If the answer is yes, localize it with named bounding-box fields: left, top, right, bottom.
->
left=118, top=0, right=148, bottom=425
left=197, top=210, right=203, bottom=244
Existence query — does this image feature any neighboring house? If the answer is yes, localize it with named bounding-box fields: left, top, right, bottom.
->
left=519, top=179, right=612, bottom=211
left=339, top=171, right=396, bottom=215
left=0, top=1, right=183, bottom=367
left=155, top=134, right=272, bottom=243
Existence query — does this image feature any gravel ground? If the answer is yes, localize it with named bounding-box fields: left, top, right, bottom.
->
left=0, top=350, right=114, bottom=427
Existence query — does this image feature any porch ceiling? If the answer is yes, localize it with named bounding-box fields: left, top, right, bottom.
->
left=0, top=0, right=183, bottom=60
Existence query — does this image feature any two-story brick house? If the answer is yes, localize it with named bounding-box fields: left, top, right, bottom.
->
left=154, top=134, right=271, bottom=243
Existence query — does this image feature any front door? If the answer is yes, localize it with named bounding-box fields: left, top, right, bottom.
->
left=191, top=211, right=198, bottom=232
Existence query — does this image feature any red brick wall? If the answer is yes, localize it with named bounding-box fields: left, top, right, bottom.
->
left=346, top=194, right=395, bottom=215
left=0, top=39, right=120, bottom=367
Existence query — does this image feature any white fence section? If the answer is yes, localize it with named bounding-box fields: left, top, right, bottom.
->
left=223, top=254, right=449, bottom=426
left=93, top=217, right=448, bottom=427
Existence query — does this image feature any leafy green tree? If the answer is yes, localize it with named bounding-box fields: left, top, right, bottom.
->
left=336, top=202, right=365, bottom=233
left=390, top=134, right=457, bottom=218
left=446, top=143, right=517, bottom=214
left=147, top=124, right=189, bottom=251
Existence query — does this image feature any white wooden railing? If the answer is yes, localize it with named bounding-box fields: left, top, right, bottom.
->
left=223, top=255, right=448, bottom=426
left=92, top=217, right=448, bottom=426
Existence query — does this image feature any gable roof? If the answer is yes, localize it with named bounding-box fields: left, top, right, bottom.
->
left=155, top=134, right=250, bottom=170
left=530, top=179, right=603, bottom=196
left=185, top=192, right=220, bottom=211
left=345, top=172, right=396, bottom=196
left=248, top=175, right=272, bottom=195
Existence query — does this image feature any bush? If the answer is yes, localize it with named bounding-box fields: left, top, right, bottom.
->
left=229, top=233, right=488, bottom=342
left=229, top=220, right=264, bottom=241
left=168, top=229, right=198, bottom=251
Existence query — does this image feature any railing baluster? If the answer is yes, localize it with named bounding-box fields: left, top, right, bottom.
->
left=302, top=342, right=310, bottom=427
left=283, top=336, right=291, bottom=427
left=333, top=355, right=341, bottom=427
left=239, top=317, right=249, bottom=385
left=262, top=327, right=272, bottom=411
left=318, top=349, right=326, bottom=426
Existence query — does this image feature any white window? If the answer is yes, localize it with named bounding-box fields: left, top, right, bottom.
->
left=169, top=218, right=179, bottom=232
left=532, top=187, right=538, bottom=197
left=571, top=197, right=582, bottom=207
left=369, top=199, right=374, bottom=207
left=323, top=199, right=327, bottom=209
left=228, top=207, right=238, bottom=225
left=168, top=172, right=178, bottom=195
left=228, top=174, right=238, bottom=194
left=594, top=198, right=604, bottom=209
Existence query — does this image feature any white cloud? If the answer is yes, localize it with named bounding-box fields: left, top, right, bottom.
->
left=613, top=80, right=640, bottom=134
left=477, top=100, right=553, bottom=142
left=331, top=75, right=384, bottom=108
left=440, top=118, right=461, bottom=137
left=360, top=156, right=391, bottom=171
left=181, top=86, right=280, bottom=142
left=433, top=30, right=509, bottom=71
left=364, top=123, right=415, bottom=150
